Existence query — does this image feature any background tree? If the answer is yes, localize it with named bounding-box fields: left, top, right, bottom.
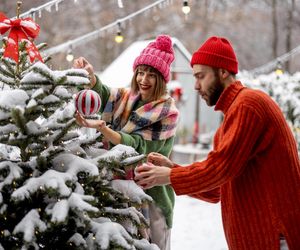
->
left=271, top=0, right=279, bottom=59
left=285, top=0, right=296, bottom=72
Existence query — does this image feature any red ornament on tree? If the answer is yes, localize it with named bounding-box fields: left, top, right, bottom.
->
left=75, top=89, right=101, bottom=116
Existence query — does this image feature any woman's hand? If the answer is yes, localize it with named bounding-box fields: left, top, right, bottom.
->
left=73, top=57, right=96, bottom=88
left=75, top=111, right=106, bottom=131
left=147, top=152, right=174, bottom=168
left=75, top=112, right=121, bottom=145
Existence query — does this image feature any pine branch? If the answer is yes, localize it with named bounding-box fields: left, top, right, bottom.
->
left=0, top=65, right=15, bottom=79
left=11, top=108, right=27, bottom=135
left=52, top=119, right=77, bottom=146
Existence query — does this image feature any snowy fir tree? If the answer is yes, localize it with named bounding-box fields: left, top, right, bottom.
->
left=240, top=71, right=300, bottom=149
left=0, top=26, right=157, bottom=250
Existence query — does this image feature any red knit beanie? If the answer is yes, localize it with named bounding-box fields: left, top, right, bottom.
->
left=191, top=36, right=238, bottom=74
left=133, top=34, right=174, bottom=83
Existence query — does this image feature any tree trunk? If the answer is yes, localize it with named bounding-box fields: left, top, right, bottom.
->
left=285, top=0, right=295, bottom=72
left=272, top=0, right=278, bottom=59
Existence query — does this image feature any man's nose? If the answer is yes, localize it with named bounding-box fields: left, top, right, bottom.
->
left=194, top=80, right=201, bottom=90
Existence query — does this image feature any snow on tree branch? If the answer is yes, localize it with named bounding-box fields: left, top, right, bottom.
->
left=11, top=170, right=73, bottom=200
left=133, top=238, right=160, bottom=250
left=52, top=153, right=99, bottom=176
left=105, top=206, right=148, bottom=227
left=0, top=89, right=29, bottom=120
left=111, top=179, right=153, bottom=204
left=13, top=209, right=46, bottom=242
left=21, top=62, right=90, bottom=87
left=68, top=233, right=87, bottom=248
left=46, top=193, right=98, bottom=223
left=0, top=161, right=23, bottom=190
left=90, top=220, right=133, bottom=249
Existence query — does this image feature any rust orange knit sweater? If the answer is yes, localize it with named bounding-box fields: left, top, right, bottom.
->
left=171, top=81, right=300, bottom=250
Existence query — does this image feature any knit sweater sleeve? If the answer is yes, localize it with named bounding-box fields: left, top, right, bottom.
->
left=188, top=188, right=220, bottom=203
left=171, top=164, right=220, bottom=203
left=91, top=75, right=110, bottom=113
left=120, top=132, right=174, bottom=157
left=171, top=104, right=266, bottom=195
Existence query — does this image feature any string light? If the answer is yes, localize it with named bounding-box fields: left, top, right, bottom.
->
left=114, top=22, right=124, bottom=43
left=18, top=0, right=66, bottom=19
left=44, top=0, right=169, bottom=56
left=66, top=51, right=74, bottom=62
left=182, top=0, right=190, bottom=15
left=250, top=44, right=300, bottom=75
left=275, top=61, right=283, bottom=76
left=66, top=46, right=74, bottom=62
left=275, top=68, right=283, bottom=76
left=117, top=0, right=124, bottom=8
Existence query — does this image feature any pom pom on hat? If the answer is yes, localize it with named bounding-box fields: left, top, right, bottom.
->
left=153, top=35, right=173, bottom=53
left=191, top=36, right=238, bottom=74
left=133, top=34, right=174, bottom=83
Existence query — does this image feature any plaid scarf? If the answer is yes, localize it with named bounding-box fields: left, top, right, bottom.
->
left=101, top=88, right=179, bottom=141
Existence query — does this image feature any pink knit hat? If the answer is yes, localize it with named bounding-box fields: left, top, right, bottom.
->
left=191, top=36, right=238, bottom=74
left=133, top=34, right=174, bottom=83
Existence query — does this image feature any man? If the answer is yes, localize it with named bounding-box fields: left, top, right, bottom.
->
left=135, top=36, right=300, bottom=250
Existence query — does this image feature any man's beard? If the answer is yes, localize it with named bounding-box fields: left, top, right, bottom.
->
left=206, top=74, right=224, bottom=106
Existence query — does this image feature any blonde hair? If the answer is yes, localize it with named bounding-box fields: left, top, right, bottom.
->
left=131, top=65, right=167, bottom=101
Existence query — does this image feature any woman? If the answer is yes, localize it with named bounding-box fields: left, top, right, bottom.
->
left=74, top=34, right=179, bottom=250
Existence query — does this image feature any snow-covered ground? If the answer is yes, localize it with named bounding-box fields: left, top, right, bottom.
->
left=171, top=195, right=228, bottom=250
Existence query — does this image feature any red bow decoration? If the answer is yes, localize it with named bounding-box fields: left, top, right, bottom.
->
left=171, top=87, right=183, bottom=102
left=0, top=12, right=43, bottom=63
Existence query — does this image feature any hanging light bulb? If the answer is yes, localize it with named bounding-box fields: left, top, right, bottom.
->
left=115, top=22, right=124, bottom=43
left=66, top=46, right=74, bottom=62
left=117, top=0, right=124, bottom=8
left=275, top=61, right=283, bottom=76
left=275, top=68, right=283, bottom=76
left=182, top=0, right=190, bottom=15
left=66, top=53, right=74, bottom=62
left=115, top=31, right=124, bottom=43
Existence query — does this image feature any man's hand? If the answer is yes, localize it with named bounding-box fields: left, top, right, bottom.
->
left=73, top=57, right=96, bottom=88
left=134, top=162, right=171, bottom=189
left=147, top=152, right=174, bottom=168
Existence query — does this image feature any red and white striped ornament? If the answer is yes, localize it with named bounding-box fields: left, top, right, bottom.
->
left=75, top=89, right=101, bottom=116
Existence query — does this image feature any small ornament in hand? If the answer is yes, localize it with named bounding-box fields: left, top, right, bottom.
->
left=75, top=89, right=101, bottom=117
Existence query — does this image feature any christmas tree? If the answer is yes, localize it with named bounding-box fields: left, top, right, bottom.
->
left=0, top=12, right=157, bottom=250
